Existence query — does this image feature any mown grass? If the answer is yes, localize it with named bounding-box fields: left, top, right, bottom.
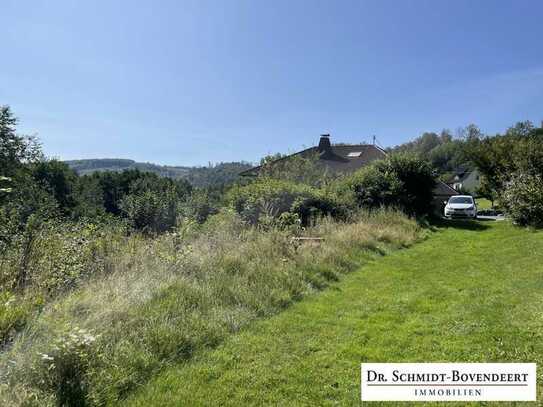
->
left=126, top=220, right=543, bottom=407
left=0, top=209, right=421, bottom=406
left=475, top=198, right=494, bottom=210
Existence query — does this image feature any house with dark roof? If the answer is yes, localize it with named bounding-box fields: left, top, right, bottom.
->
left=447, top=168, right=480, bottom=194
left=241, top=135, right=459, bottom=210
left=240, top=134, right=387, bottom=177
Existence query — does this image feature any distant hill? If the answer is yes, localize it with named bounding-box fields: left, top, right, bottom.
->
left=64, top=159, right=254, bottom=187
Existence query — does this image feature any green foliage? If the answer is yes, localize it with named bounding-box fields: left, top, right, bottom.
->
left=119, top=175, right=190, bottom=233
left=0, top=291, right=39, bottom=345
left=258, top=151, right=333, bottom=187
left=338, top=154, right=436, bottom=216
left=1, top=219, right=127, bottom=295
left=502, top=172, right=543, bottom=227
left=0, top=217, right=127, bottom=348
left=427, top=140, right=468, bottom=172
left=74, top=170, right=192, bottom=231
left=29, top=160, right=79, bottom=216
left=0, top=106, right=42, bottom=177
left=391, top=129, right=472, bottom=173
left=83, top=169, right=153, bottom=216
left=1, top=173, right=60, bottom=233
left=179, top=189, right=219, bottom=224
left=227, top=178, right=347, bottom=226
left=466, top=121, right=543, bottom=226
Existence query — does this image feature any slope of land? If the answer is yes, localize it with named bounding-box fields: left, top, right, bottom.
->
left=64, top=159, right=253, bottom=187
left=126, top=221, right=543, bottom=406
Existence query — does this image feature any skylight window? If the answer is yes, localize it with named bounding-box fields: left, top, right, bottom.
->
left=347, top=151, right=362, bottom=157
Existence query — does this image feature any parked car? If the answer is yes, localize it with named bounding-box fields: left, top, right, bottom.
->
left=444, top=195, right=477, bottom=219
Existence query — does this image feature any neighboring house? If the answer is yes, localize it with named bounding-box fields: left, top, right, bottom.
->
left=447, top=168, right=480, bottom=194
left=240, top=134, right=386, bottom=177
left=241, top=134, right=458, bottom=211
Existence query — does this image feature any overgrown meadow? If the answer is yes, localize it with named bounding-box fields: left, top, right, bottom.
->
left=0, top=208, right=421, bottom=405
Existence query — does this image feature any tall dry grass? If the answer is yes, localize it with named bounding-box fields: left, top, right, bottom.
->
left=0, top=208, right=422, bottom=406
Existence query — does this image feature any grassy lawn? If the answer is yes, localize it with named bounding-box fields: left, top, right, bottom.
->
left=125, top=221, right=543, bottom=406
left=475, top=198, right=494, bottom=210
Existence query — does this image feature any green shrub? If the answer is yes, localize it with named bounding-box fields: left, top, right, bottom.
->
left=501, top=171, right=543, bottom=227
left=179, top=189, right=219, bottom=224
left=227, top=178, right=347, bottom=225
left=337, top=154, right=436, bottom=216
left=1, top=219, right=126, bottom=295
left=119, top=177, right=189, bottom=233
left=0, top=218, right=127, bottom=344
left=0, top=291, right=39, bottom=345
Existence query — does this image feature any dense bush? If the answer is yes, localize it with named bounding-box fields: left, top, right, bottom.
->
left=119, top=176, right=190, bottom=233
left=0, top=218, right=127, bottom=345
left=501, top=172, right=543, bottom=227
left=227, top=178, right=348, bottom=225
left=337, top=154, right=436, bottom=216
left=179, top=189, right=219, bottom=224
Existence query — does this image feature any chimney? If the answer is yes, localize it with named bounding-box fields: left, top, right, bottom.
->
left=318, top=134, right=331, bottom=152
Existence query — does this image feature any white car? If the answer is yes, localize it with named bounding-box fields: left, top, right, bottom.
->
left=444, top=195, right=477, bottom=219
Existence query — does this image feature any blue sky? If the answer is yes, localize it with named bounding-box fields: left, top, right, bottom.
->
left=2, top=0, right=543, bottom=166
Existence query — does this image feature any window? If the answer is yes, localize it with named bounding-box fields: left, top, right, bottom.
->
left=347, top=151, right=362, bottom=157
left=449, top=196, right=473, bottom=204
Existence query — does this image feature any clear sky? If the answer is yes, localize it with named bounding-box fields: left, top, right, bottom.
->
left=2, top=0, right=543, bottom=166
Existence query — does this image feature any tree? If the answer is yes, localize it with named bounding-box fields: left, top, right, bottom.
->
left=467, top=124, right=543, bottom=192
left=390, top=128, right=473, bottom=174
left=505, top=120, right=534, bottom=137
left=457, top=124, right=483, bottom=141
left=119, top=174, right=191, bottom=233
left=0, top=105, right=42, bottom=176
left=29, top=160, right=78, bottom=216
left=339, top=153, right=436, bottom=216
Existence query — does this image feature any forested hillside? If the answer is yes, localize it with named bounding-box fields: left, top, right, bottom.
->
left=65, top=159, right=253, bottom=187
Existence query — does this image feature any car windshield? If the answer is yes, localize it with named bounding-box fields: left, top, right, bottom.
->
left=449, top=197, right=473, bottom=204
